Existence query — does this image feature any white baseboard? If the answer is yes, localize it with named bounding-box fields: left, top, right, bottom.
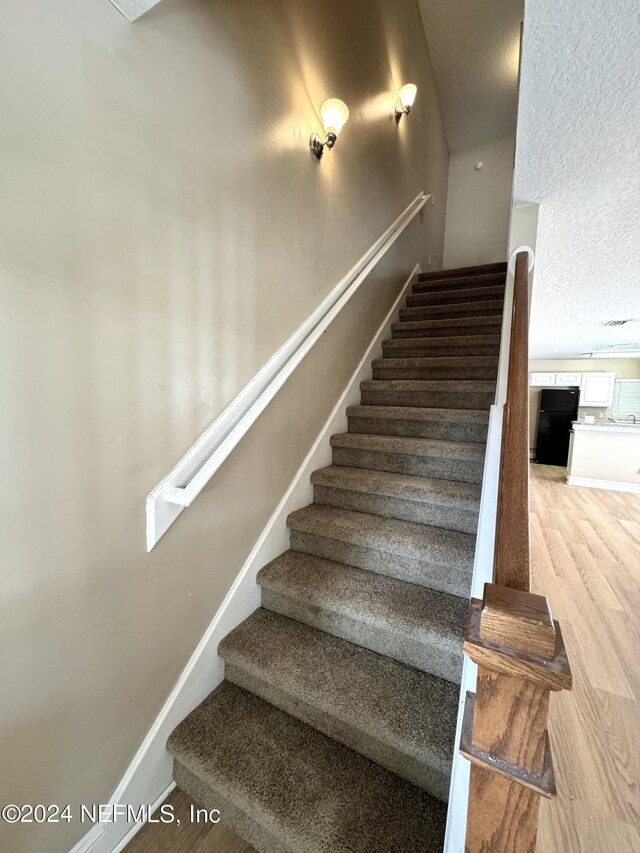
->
left=71, top=263, right=420, bottom=853
left=69, top=825, right=106, bottom=853
left=110, top=782, right=176, bottom=853
left=567, top=475, right=640, bottom=494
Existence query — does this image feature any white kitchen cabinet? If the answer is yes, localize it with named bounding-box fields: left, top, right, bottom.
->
left=529, top=372, right=556, bottom=386
left=579, top=372, right=616, bottom=407
left=556, top=372, right=582, bottom=386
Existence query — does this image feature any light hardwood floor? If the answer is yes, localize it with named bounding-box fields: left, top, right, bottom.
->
left=124, top=788, right=254, bottom=853
left=126, top=464, right=640, bottom=852
left=531, top=464, right=640, bottom=852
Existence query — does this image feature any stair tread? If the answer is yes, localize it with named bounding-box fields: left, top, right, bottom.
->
left=168, top=681, right=447, bottom=853
left=259, top=549, right=469, bottom=652
left=413, top=272, right=506, bottom=292
left=384, top=334, right=500, bottom=348
left=419, top=261, right=507, bottom=280
left=346, top=404, right=490, bottom=424
left=374, top=355, right=498, bottom=367
left=392, top=316, right=502, bottom=333
left=331, top=431, right=486, bottom=461
left=400, top=299, right=504, bottom=317
left=311, top=465, right=481, bottom=507
left=360, top=378, right=496, bottom=392
left=220, top=608, right=458, bottom=778
left=287, top=504, right=475, bottom=564
left=406, top=285, right=505, bottom=305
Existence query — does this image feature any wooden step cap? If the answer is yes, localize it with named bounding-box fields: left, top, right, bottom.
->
left=464, top=598, right=572, bottom=691
left=479, top=583, right=556, bottom=659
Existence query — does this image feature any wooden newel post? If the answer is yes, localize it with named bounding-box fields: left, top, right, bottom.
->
left=460, top=584, right=572, bottom=852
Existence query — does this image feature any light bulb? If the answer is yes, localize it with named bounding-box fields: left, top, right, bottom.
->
left=320, top=98, right=350, bottom=137
left=398, top=83, right=417, bottom=109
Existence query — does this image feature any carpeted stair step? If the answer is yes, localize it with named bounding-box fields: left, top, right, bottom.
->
left=219, top=608, right=458, bottom=800
left=399, top=300, right=503, bottom=322
left=418, top=261, right=507, bottom=280
left=391, top=315, right=502, bottom=339
left=347, top=404, right=489, bottom=443
left=286, top=506, right=475, bottom=597
left=330, top=433, right=485, bottom=484
left=382, top=334, right=500, bottom=358
left=372, top=355, right=498, bottom=381
left=258, top=549, right=468, bottom=681
left=168, top=682, right=447, bottom=853
left=405, top=284, right=504, bottom=306
left=412, top=272, right=505, bottom=294
left=360, top=378, right=495, bottom=411
left=311, top=466, right=480, bottom=534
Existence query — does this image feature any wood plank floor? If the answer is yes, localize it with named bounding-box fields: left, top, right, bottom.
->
left=124, top=788, right=254, bottom=853
left=531, top=464, right=640, bottom=852
left=126, top=464, right=640, bottom=852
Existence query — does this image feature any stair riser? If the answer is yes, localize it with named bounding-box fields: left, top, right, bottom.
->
left=223, top=663, right=450, bottom=800
left=288, top=530, right=471, bottom=598
left=332, top=446, right=484, bottom=484
left=383, top=342, right=499, bottom=358
left=373, top=365, right=498, bottom=380
left=313, top=485, right=478, bottom=534
left=412, top=276, right=505, bottom=294
left=392, top=323, right=502, bottom=339
left=360, top=388, right=495, bottom=410
left=405, top=288, right=504, bottom=306
left=261, top=587, right=464, bottom=684
left=173, top=760, right=286, bottom=853
left=399, top=304, right=503, bottom=321
left=348, top=416, right=488, bottom=443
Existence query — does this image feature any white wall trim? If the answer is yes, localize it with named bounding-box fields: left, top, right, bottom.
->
left=567, top=475, right=640, bottom=494
left=71, top=264, right=420, bottom=853
left=68, top=825, right=106, bottom=853
left=109, top=782, right=176, bottom=853
left=146, top=191, right=430, bottom=550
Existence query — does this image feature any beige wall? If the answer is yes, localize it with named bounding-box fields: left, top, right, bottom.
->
left=528, top=359, right=640, bottom=453
left=443, top=134, right=515, bottom=268
left=0, top=2, right=449, bottom=851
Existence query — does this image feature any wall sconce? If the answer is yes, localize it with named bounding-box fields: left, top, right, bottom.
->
left=310, top=98, right=350, bottom=160
left=395, top=83, right=417, bottom=123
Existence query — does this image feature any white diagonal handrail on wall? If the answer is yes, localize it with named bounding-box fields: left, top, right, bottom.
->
left=146, top=190, right=431, bottom=550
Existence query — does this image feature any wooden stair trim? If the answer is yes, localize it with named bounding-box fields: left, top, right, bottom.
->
left=460, top=251, right=572, bottom=853
left=465, top=597, right=572, bottom=691
left=460, top=691, right=557, bottom=798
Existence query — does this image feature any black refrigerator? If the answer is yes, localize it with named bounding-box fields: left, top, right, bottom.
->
left=534, top=388, right=579, bottom=466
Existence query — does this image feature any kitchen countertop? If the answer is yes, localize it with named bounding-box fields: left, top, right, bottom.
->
left=572, top=420, right=640, bottom=433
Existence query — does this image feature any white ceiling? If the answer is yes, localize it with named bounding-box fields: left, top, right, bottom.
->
left=109, top=0, right=162, bottom=21
left=515, top=0, right=640, bottom=359
left=418, top=0, right=523, bottom=152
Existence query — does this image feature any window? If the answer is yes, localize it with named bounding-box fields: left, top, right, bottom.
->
left=611, top=379, right=640, bottom=419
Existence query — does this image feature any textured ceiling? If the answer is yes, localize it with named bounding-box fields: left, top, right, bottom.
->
left=108, top=0, right=162, bottom=21
left=418, top=0, right=523, bottom=151
left=515, top=0, right=640, bottom=359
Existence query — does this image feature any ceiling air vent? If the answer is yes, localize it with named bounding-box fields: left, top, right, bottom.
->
left=603, top=319, right=630, bottom=326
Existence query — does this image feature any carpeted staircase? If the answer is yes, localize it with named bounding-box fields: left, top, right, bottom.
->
left=167, top=261, right=506, bottom=852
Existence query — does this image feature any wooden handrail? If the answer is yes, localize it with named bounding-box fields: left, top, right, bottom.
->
left=460, top=250, right=572, bottom=853
left=494, top=250, right=531, bottom=590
